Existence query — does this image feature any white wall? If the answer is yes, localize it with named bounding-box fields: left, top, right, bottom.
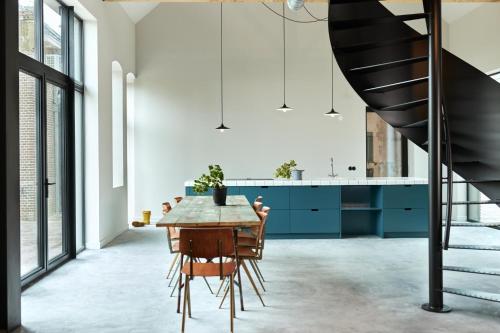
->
left=134, top=4, right=366, bottom=219
left=68, top=0, right=135, bottom=248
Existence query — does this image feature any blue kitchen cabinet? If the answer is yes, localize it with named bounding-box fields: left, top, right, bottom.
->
left=238, top=186, right=290, bottom=209
left=290, top=186, right=341, bottom=210
left=290, top=209, right=340, bottom=236
left=266, top=210, right=290, bottom=235
left=382, top=185, right=428, bottom=209
left=383, top=208, right=428, bottom=237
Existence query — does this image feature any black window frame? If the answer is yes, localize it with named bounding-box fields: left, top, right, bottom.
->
left=17, top=0, right=84, bottom=287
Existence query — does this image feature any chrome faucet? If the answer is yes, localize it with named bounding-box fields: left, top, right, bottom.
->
left=328, top=157, right=338, bottom=178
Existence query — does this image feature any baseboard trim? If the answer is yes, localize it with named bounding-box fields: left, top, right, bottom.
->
left=85, top=226, right=129, bottom=249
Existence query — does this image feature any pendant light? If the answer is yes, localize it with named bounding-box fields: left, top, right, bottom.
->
left=325, top=52, right=341, bottom=118
left=277, top=3, right=293, bottom=112
left=216, top=3, right=230, bottom=132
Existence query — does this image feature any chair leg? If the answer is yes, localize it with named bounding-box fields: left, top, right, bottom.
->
left=236, top=261, right=245, bottom=311
left=242, top=260, right=265, bottom=307
left=219, top=281, right=230, bottom=309
left=177, top=271, right=183, bottom=313
left=216, top=276, right=227, bottom=297
left=171, top=270, right=182, bottom=297
left=230, top=273, right=235, bottom=331
left=181, top=275, right=188, bottom=332
left=187, top=277, right=192, bottom=318
left=169, top=259, right=181, bottom=287
left=166, top=253, right=180, bottom=279
left=249, top=259, right=266, bottom=292
left=202, top=277, right=214, bottom=294
left=252, top=259, right=266, bottom=282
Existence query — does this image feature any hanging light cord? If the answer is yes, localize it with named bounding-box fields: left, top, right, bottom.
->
left=304, top=5, right=328, bottom=22
left=220, top=3, right=224, bottom=123
left=261, top=3, right=326, bottom=24
left=282, top=3, right=286, bottom=105
left=331, top=52, right=334, bottom=108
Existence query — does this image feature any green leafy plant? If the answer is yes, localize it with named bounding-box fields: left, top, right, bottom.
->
left=193, top=165, right=225, bottom=194
left=274, top=160, right=297, bottom=179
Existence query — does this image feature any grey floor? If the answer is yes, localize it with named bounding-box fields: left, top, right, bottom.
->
left=19, top=227, right=500, bottom=333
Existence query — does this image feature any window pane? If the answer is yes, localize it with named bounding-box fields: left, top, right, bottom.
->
left=74, top=91, right=84, bottom=251
left=74, top=18, right=83, bottom=83
left=44, top=0, right=63, bottom=72
left=366, top=112, right=403, bottom=177
left=46, top=82, right=65, bottom=260
left=19, top=0, right=37, bottom=58
left=19, top=71, right=41, bottom=276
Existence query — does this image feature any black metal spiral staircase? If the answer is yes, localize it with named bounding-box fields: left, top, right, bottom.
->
left=328, top=0, right=500, bottom=306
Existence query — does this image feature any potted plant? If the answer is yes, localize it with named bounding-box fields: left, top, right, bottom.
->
left=193, top=165, right=227, bottom=206
left=274, top=160, right=304, bottom=180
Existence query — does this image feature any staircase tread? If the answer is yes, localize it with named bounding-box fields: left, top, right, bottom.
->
left=395, top=119, right=428, bottom=129
left=349, top=56, right=428, bottom=73
left=443, top=179, right=500, bottom=184
left=448, top=244, right=500, bottom=251
left=444, top=266, right=500, bottom=276
left=364, top=77, right=428, bottom=93
left=331, top=13, right=429, bottom=30
left=443, top=288, right=500, bottom=303
left=443, top=222, right=500, bottom=227
left=379, top=98, right=428, bottom=111
left=442, top=199, right=500, bottom=205
left=334, top=34, right=429, bottom=53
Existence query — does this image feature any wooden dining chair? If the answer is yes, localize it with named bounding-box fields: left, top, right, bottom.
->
left=174, top=196, right=183, bottom=204
left=220, top=210, right=269, bottom=308
left=177, top=228, right=239, bottom=333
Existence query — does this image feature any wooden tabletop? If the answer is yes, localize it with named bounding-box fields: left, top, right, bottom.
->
left=156, top=195, right=261, bottom=228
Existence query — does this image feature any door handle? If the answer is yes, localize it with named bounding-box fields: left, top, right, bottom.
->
left=45, top=179, right=56, bottom=197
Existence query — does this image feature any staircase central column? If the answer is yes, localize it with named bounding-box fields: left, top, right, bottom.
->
left=422, top=0, right=451, bottom=314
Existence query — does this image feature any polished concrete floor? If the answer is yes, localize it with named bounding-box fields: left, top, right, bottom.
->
left=20, top=226, right=500, bottom=333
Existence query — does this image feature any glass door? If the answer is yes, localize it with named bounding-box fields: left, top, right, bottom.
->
left=19, top=70, right=70, bottom=282
left=45, top=81, right=65, bottom=262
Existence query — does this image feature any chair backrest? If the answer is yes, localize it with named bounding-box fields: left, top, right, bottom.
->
left=262, top=206, right=270, bottom=213
left=179, top=228, right=235, bottom=259
left=162, top=202, right=172, bottom=214
left=255, top=196, right=263, bottom=203
left=253, top=201, right=263, bottom=212
left=256, top=210, right=269, bottom=258
left=174, top=196, right=183, bottom=203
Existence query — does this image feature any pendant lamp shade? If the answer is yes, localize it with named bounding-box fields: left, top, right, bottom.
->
left=325, top=52, right=341, bottom=118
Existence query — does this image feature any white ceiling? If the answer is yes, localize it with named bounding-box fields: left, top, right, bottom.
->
left=118, top=2, right=483, bottom=25
left=120, top=2, right=160, bottom=23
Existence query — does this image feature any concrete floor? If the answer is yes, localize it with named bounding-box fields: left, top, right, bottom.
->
left=19, top=227, right=500, bottom=333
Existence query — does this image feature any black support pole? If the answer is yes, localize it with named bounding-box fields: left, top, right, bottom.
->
left=1, top=0, right=22, bottom=330
left=421, top=0, right=451, bottom=314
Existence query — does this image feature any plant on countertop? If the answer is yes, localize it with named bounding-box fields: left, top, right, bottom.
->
left=274, top=160, right=297, bottom=179
left=193, top=164, right=225, bottom=193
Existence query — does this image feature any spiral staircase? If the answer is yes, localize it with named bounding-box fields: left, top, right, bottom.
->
left=328, top=0, right=500, bottom=304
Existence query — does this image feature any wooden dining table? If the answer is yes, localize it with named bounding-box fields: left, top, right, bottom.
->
left=156, top=195, right=261, bottom=228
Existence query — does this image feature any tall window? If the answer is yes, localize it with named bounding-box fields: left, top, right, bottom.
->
left=112, top=61, right=124, bottom=188
left=366, top=111, right=408, bottom=177
left=18, top=0, right=84, bottom=283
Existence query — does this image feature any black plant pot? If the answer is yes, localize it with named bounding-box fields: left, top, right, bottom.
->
left=213, top=187, right=228, bottom=206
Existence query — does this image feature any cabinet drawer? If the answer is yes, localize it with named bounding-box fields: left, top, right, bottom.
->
left=383, top=208, right=428, bottom=233
left=290, top=209, right=340, bottom=234
left=290, top=186, right=340, bottom=209
left=239, top=186, right=289, bottom=209
left=266, top=210, right=290, bottom=234
left=383, top=185, right=428, bottom=209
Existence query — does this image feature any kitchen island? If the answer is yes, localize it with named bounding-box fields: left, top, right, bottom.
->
left=184, top=178, right=429, bottom=239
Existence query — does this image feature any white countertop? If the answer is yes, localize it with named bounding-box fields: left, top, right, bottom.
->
left=184, top=177, right=428, bottom=187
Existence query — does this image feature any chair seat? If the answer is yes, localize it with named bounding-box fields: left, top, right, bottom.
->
left=181, top=262, right=237, bottom=277
left=238, top=237, right=257, bottom=247
left=236, top=247, right=258, bottom=259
